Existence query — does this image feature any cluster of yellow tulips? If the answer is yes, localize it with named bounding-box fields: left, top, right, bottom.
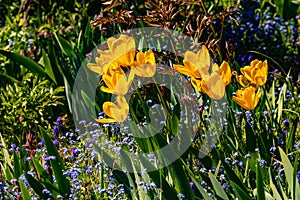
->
left=87, top=34, right=156, bottom=123
left=87, top=34, right=269, bottom=123
left=173, top=45, right=268, bottom=110
left=173, top=46, right=231, bottom=100
left=233, top=59, right=268, bottom=110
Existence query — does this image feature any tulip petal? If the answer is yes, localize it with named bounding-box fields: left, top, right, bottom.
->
left=173, top=64, right=200, bottom=78
left=232, top=96, right=248, bottom=110
left=239, top=59, right=268, bottom=87
left=196, top=45, right=210, bottom=74
left=87, top=63, right=106, bottom=75
left=102, top=101, right=118, bottom=119
left=191, top=77, right=202, bottom=91
left=132, top=50, right=156, bottom=77
left=96, top=118, right=118, bottom=123
left=232, top=86, right=261, bottom=110
left=88, top=34, right=136, bottom=75
left=219, top=61, right=232, bottom=86
left=253, top=89, right=262, bottom=108
left=201, top=73, right=225, bottom=100
left=97, top=96, right=129, bottom=123
left=237, top=75, right=250, bottom=88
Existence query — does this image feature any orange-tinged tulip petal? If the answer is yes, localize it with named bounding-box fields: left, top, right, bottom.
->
left=190, top=62, right=229, bottom=99
left=196, top=45, right=211, bottom=74
left=173, top=64, right=202, bottom=79
left=219, top=61, right=232, bottom=86
left=87, top=51, right=114, bottom=75
left=253, top=60, right=268, bottom=85
left=132, top=50, right=156, bottom=77
left=232, top=86, right=262, bottom=110
left=87, top=63, right=106, bottom=75
left=96, top=96, right=129, bottom=123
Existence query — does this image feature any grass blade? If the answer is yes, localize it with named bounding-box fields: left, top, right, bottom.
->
left=269, top=168, right=283, bottom=200
left=231, top=181, right=252, bottom=200
left=278, top=147, right=295, bottom=199
left=256, top=160, right=266, bottom=200
left=40, top=50, right=57, bottom=84
left=13, top=151, right=21, bottom=178
left=190, top=176, right=212, bottom=200
left=19, top=178, right=31, bottom=200
left=40, top=126, right=70, bottom=196
left=209, top=172, right=229, bottom=200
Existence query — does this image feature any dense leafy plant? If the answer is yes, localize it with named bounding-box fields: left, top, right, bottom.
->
left=0, top=73, right=64, bottom=144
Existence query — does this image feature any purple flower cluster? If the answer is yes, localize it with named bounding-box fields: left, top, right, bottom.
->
left=53, top=117, right=63, bottom=139
left=222, top=0, right=300, bottom=79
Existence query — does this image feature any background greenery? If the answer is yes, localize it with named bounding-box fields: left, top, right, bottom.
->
left=0, top=0, right=299, bottom=199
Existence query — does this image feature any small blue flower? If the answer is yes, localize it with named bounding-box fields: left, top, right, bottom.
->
left=38, top=139, right=44, bottom=148
left=270, top=146, right=277, bottom=152
left=222, top=183, right=227, bottom=189
left=282, top=119, right=289, bottom=127
left=53, top=139, right=59, bottom=149
left=245, top=153, right=251, bottom=158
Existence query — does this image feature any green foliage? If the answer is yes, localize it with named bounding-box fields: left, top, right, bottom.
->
left=273, top=0, right=300, bottom=19
left=0, top=0, right=299, bottom=199
left=0, top=73, right=64, bottom=144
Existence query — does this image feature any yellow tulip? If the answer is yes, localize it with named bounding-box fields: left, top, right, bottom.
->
left=87, top=34, right=136, bottom=75
left=132, top=50, right=156, bottom=77
left=96, top=96, right=129, bottom=123
left=101, top=66, right=134, bottom=96
left=232, top=86, right=262, bottom=110
left=190, top=62, right=231, bottom=100
left=173, top=46, right=232, bottom=100
left=240, top=59, right=268, bottom=86
left=173, top=45, right=210, bottom=79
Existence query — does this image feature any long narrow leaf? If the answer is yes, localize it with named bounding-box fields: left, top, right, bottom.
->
left=279, top=147, right=297, bottom=199
left=19, top=178, right=31, bottom=200
left=41, top=50, right=57, bottom=84
left=0, top=74, right=22, bottom=85
left=138, top=155, right=179, bottom=200
left=222, top=160, right=248, bottom=193
left=256, top=160, right=266, bottom=200
left=231, top=181, right=252, bottom=200
left=269, top=168, right=283, bottom=200
left=0, top=50, right=47, bottom=77
left=13, top=151, right=21, bottom=178
left=40, top=126, right=70, bottom=196
left=54, top=33, right=76, bottom=59
left=190, top=176, right=212, bottom=200
left=168, top=159, right=195, bottom=200
left=26, top=173, right=51, bottom=199
left=209, top=173, right=229, bottom=200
